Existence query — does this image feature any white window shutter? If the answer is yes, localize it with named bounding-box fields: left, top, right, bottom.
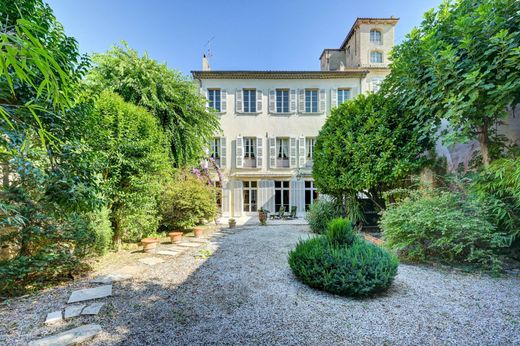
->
left=298, top=89, right=305, bottom=112
left=256, top=137, right=263, bottom=168
left=298, top=136, right=306, bottom=168
left=269, top=89, right=276, bottom=113
left=289, top=137, right=297, bottom=168
left=331, top=88, right=338, bottom=108
left=290, top=89, right=297, bottom=113
left=269, top=137, right=276, bottom=168
left=203, top=88, right=209, bottom=110
left=235, top=89, right=243, bottom=113
left=236, top=136, right=243, bottom=168
left=256, top=89, right=263, bottom=112
left=220, top=136, right=226, bottom=168
left=221, top=89, right=227, bottom=113
left=319, top=89, right=326, bottom=113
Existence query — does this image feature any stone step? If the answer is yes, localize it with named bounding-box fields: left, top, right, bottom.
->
left=28, top=324, right=102, bottom=346
left=138, top=257, right=165, bottom=266
left=67, top=285, right=112, bottom=304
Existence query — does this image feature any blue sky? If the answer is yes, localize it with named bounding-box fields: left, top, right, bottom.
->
left=46, top=0, right=443, bottom=75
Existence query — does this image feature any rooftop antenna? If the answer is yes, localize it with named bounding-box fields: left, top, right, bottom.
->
left=204, top=36, right=215, bottom=61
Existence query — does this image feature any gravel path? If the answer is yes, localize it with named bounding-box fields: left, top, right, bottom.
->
left=1, top=225, right=520, bottom=345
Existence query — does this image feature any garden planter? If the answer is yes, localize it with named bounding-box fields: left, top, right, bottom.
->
left=193, top=227, right=204, bottom=238
left=228, top=219, right=236, bottom=229
left=168, top=231, right=183, bottom=244
left=141, top=238, right=159, bottom=253
left=258, top=211, right=268, bottom=225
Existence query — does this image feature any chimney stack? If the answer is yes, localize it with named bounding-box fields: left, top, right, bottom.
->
left=202, top=54, right=211, bottom=71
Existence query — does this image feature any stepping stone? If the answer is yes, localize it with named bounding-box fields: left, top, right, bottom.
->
left=189, top=238, right=209, bottom=243
left=28, top=324, right=102, bottom=346
left=81, top=303, right=104, bottom=315
left=157, top=250, right=181, bottom=256
left=64, top=304, right=86, bottom=319
left=138, top=257, right=165, bottom=266
left=45, top=311, right=62, bottom=324
left=177, top=242, right=202, bottom=248
left=90, top=274, right=130, bottom=284
left=67, top=285, right=112, bottom=304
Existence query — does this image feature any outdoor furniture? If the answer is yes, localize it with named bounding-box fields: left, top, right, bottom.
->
left=283, top=206, right=297, bottom=219
left=270, top=206, right=285, bottom=219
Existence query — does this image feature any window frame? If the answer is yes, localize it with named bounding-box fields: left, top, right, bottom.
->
left=276, top=137, right=289, bottom=160
left=243, top=89, right=257, bottom=113
left=370, top=29, right=382, bottom=45
left=337, top=88, right=351, bottom=105
left=370, top=51, right=383, bottom=64
left=304, top=89, right=319, bottom=113
left=274, top=180, right=290, bottom=212
left=208, top=89, right=221, bottom=112
left=243, top=181, right=258, bottom=212
left=210, top=137, right=220, bottom=159
left=276, top=89, right=290, bottom=113
left=306, top=137, right=316, bottom=161
left=243, top=137, right=256, bottom=159
left=304, top=181, right=318, bottom=211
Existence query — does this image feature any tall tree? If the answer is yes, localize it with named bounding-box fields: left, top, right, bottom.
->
left=383, top=0, right=520, bottom=167
left=86, top=44, right=220, bottom=167
left=313, top=93, right=434, bottom=210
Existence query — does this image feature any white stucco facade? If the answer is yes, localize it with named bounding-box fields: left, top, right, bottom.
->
left=192, top=18, right=399, bottom=218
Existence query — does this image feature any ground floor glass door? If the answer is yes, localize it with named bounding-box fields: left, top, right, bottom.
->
left=274, top=181, right=290, bottom=212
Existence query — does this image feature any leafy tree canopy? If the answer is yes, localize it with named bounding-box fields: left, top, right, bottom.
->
left=312, top=93, right=434, bottom=206
left=86, top=43, right=220, bottom=167
left=383, top=0, right=520, bottom=166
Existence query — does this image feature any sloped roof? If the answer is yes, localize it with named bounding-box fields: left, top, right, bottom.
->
left=191, top=70, right=369, bottom=79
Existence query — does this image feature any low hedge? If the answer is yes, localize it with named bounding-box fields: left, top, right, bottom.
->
left=289, top=218, right=398, bottom=297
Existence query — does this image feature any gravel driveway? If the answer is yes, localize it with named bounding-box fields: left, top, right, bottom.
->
left=1, top=224, right=520, bottom=345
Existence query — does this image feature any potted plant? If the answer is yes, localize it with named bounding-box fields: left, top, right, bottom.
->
left=141, top=237, right=159, bottom=253
left=228, top=218, right=236, bottom=229
left=168, top=231, right=183, bottom=244
left=258, top=208, right=269, bottom=226
left=193, top=226, right=204, bottom=238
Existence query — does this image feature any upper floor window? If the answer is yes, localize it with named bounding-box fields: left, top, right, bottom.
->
left=243, top=89, right=257, bottom=113
left=305, top=89, right=318, bottom=113
left=276, top=89, right=289, bottom=113
left=277, top=138, right=289, bottom=160
left=306, top=137, right=316, bottom=160
left=210, top=137, right=220, bottom=159
left=244, top=137, right=256, bottom=159
left=208, top=89, right=221, bottom=112
left=370, top=30, right=382, bottom=44
left=338, top=88, right=351, bottom=105
left=370, top=51, right=383, bottom=63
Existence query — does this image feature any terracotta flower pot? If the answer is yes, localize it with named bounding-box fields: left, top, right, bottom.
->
left=193, top=227, right=204, bottom=238
left=228, top=220, right=236, bottom=229
left=141, top=238, right=159, bottom=253
left=258, top=211, right=268, bottom=225
left=168, top=231, right=183, bottom=244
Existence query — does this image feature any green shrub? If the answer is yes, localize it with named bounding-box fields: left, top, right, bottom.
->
left=305, top=199, right=344, bottom=234
left=160, top=174, right=218, bottom=230
left=86, top=207, right=113, bottom=255
left=289, top=219, right=398, bottom=298
left=380, top=189, right=511, bottom=270
left=325, top=218, right=356, bottom=246
left=471, top=157, right=520, bottom=240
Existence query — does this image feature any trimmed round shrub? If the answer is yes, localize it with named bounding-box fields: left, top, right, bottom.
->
left=305, top=199, right=343, bottom=234
left=289, top=218, right=398, bottom=297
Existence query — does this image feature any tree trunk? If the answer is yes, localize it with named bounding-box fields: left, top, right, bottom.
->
left=477, top=122, right=491, bottom=168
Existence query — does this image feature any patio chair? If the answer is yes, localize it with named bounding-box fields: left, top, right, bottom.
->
left=284, top=206, right=297, bottom=219
left=270, top=206, right=285, bottom=219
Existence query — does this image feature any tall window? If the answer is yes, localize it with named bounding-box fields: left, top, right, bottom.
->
left=306, top=137, right=316, bottom=161
left=338, top=88, right=351, bottom=104
left=243, top=181, right=258, bottom=212
left=243, top=89, right=256, bottom=113
left=276, top=138, right=289, bottom=159
left=276, top=89, right=289, bottom=113
left=370, top=30, right=382, bottom=44
left=208, top=89, right=221, bottom=112
left=210, top=138, right=220, bottom=159
left=304, top=181, right=318, bottom=211
left=370, top=51, right=383, bottom=63
left=305, top=89, right=318, bottom=112
left=244, top=137, right=256, bottom=159
left=274, top=181, right=290, bottom=212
